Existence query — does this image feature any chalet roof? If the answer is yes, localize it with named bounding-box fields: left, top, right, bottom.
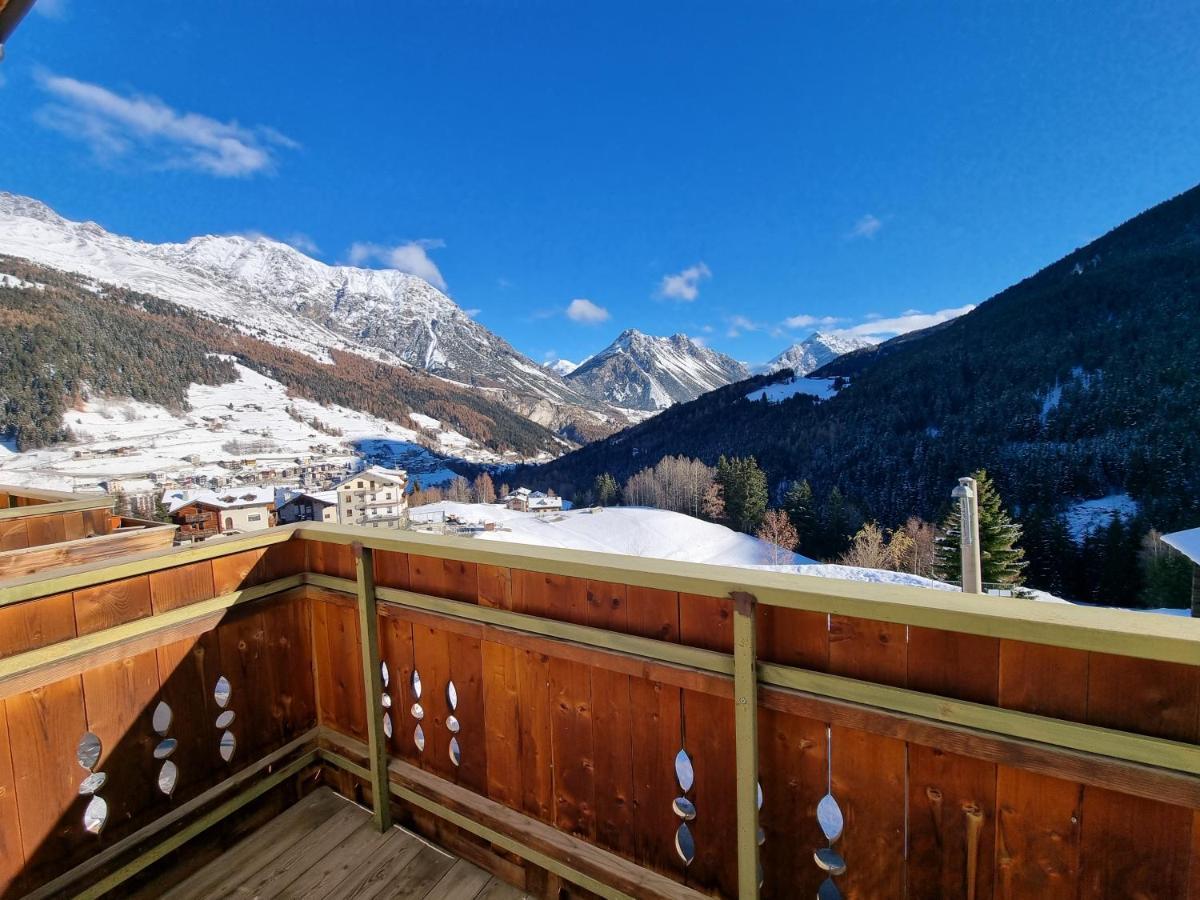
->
left=162, top=486, right=276, bottom=513
left=335, top=466, right=408, bottom=489
left=1163, top=527, right=1200, bottom=566
left=281, top=490, right=338, bottom=507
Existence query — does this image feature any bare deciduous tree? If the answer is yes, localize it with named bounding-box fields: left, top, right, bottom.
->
left=757, top=509, right=799, bottom=565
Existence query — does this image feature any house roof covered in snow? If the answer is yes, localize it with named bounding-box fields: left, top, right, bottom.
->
left=279, top=490, right=338, bottom=507
left=335, top=466, right=408, bottom=489
left=162, top=487, right=276, bottom=513
left=1163, top=527, right=1200, bottom=565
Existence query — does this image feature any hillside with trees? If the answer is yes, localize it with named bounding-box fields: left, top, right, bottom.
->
left=0, top=256, right=563, bottom=457
left=516, top=184, right=1200, bottom=606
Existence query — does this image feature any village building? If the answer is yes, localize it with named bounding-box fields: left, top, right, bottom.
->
left=162, top=487, right=277, bottom=539
left=335, top=466, right=409, bottom=529
left=277, top=490, right=339, bottom=524
left=502, top=487, right=563, bottom=513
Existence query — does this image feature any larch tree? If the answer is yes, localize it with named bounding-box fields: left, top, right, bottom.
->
left=472, top=472, right=496, bottom=504
left=757, top=509, right=799, bottom=565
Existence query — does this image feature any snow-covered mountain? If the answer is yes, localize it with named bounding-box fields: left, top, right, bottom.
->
left=763, top=331, right=877, bottom=375
left=565, top=329, right=750, bottom=410
left=544, top=358, right=579, bottom=376
left=0, top=192, right=595, bottom=411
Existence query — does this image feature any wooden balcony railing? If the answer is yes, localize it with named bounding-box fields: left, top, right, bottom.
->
left=0, top=522, right=1198, bottom=898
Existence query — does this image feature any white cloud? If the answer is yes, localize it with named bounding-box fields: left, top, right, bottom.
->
left=725, top=314, right=762, bottom=338
left=848, top=213, right=883, bottom=240
left=462, top=308, right=481, bottom=318
left=657, top=262, right=711, bottom=301
left=34, top=0, right=67, bottom=18
left=348, top=239, right=447, bottom=291
left=34, top=72, right=296, bottom=177
left=284, top=233, right=320, bottom=255
left=566, top=298, right=610, bottom=324
left=783, top=313, right=842, bottom=329
left=840, top=304, right=974, bottom=338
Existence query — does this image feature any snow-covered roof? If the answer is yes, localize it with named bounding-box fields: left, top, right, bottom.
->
left=528, top=496, right=562, bottom=509
left=1163, top=527, right=1200, bottom=565
left=336, top=466, right=408, bottom=489
left=162, top=487, right=276, bottom=513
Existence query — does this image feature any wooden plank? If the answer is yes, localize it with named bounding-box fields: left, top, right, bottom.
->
left=998, top=640, right=1089, bottom=721
left=0, top=592, right=77, bottom=658
left=154, top=631, right=227, bottom=804
left=1087, top=652, right=1200, bottom=742
left=148, top=561, right=216, bottom=613
left=216, top=605, right=277, bottom=762
left=830, top=725, right=906, bottom=899
left=548, top=656, right=596, bottom=841
left=262, top=592, right=317, bottom=744
left=0, top=526, right=175, bottom=579
left=757, top=605, right=828, bottom=670
left=210, top=547, right=269, bottom=594
left=994, top=766, right=1081, bottom=900
left=409, top=553, right=447, bottom=598
left=828, top=615, right=907, bottom=687
left=374, top=549, right=411, bottom=590
left=908, top=626, right=999, bottom=705
left=627, top=585, right=680, bottom=642
left=481, top=641, right=524, bottom=811
left=586, top=580, right=629, bottom=632
left=446, top=628, right=488, bottom=794
left=1077, top=785, right=1193, bottom=899
left=591, top=667, right=636, bottom=861
left=0, top=518, right=27, bottom=551
left=276, top=819, right=396, bottom=898
left=0, top=703, right=24, bottom=894
left=356, top=544, right=392, bottom=831
left=412, top=622, right=456, bottom=781
left=22, top=512, right=67, bottom=548
left=477, top=564, right=512, bottom=609
left=757, top=706, right=825, bottom=899
left=308, top=539, right=356, bottom=580
left=380, top=611, right=419, bottom=764
left=513, top=569, right=588, bottom=624
left=678, top=593, right=732, bottom=652
left=515, top=648, right=554, bottom=823
left=440, top=557, right=480, bottom=604
left=907, top=744, right=996, bottom=900
left=731, top=591, right=760, bottom=900
left=629, top=676, right=685, bottom=880
left=73, top=574, right=152, bottom=634
left=158, top=787, right=343, bottom=899
left=318, top=597, right=367, bottom=741
left=335, top=828, right=426, bottom=900
left=80, top=649, right=162, bottom=837
left=5, top=675, right=89, bottom=891
left=423, top=857, right=494, bottom=900
left=681, top=688, right=737, bottom=898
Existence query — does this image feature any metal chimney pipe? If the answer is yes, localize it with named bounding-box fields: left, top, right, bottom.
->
left=952, top=476, right=983, bottom=594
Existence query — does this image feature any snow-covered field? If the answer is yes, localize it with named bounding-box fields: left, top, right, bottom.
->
left=1065, top=493, right=1139, bottom=541
left=0, top=364, right=503, bottom=494
left=745, top=376, right=838, bottom=403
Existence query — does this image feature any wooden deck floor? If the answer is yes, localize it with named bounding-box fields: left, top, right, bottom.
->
left=155, top=788, right=527, bottom=899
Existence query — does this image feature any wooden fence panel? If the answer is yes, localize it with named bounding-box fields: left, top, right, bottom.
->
left=758, top=706, right=826, bottom=898
left=681, top=688, right=737, bottom=898
left=994, top=766, right=1081, bottom=899
left=0, top=592, right=77, bottom=658
left=1078, top=786, right=1193, bottom=899
left=0, top=703, right=24, bottom=894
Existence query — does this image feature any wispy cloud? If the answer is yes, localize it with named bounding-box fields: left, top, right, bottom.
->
left=284, top=233, right=320, bottom=255
left=566, top=298, right=610, bottom=324
left=348, top=239, right=447, bottom=291
left=726, top=314, right=763, bottom=338
left=847, top=213, right=883, bottom=240
left=840, top=304, right=974, bottom=338
left=34, top=72, right=297, bottom=177
left=462, top=308, right=481, bottom=318
left=657, top=262, right=711, bottom=302
left=34, top=0, right=68, bottom=19
left=783, top=313, right=842, bottom=330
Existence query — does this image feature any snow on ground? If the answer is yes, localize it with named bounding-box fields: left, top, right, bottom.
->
left=1064, top=493, right=1139, bottom=541
left=0, top=273, right=44, bottom=291
left=422, top=502, right=814, bottom=566
left=0, top=364, right=508, bottom=492
left=746, top=377, right=837, bottom=403
left=750, top=563, right=956, bottom=590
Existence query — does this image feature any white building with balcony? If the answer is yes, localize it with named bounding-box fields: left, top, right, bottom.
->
left=334, top=466, right=409, bottom=529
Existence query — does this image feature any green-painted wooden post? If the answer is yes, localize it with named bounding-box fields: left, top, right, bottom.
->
left=732, top=590, right=760, bottom=898
left=354, top=542, right=392, bottom=831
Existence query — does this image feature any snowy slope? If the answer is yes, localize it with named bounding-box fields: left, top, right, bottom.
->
left=763, top=332, right=877, bottom=375
left=419, top=501, right=812, bottom=565
left=565, top=330, right=750, bottom=410
left=0, top=192, right=593, bottom=408
left=745, top=377, right=838, bottom=402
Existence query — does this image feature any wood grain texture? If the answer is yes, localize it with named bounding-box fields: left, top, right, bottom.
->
left=994, top=766, right=1081, bottom=900
left=1078, top=785, right=1193, bottom=899
left=548, top=656, right=596, bottom=841
left=908, top=626, right=999, bottom=705
left=0, top=592, right=77, bottom=658
left=591, top=667, right=636, bottom=861
left=0, top=703, right=24, bottom=893
left=682, top=688, right=737, bottom=898
left=830, top=725, right=906, bottom=899
left=629, top=676, right=685, bottom=880
left=998, top=640, right=1089, bottom=722
left=481, top=640, right=524, bottom=810
left=148, top=562, right=216, bottom=614
left=1087, top=652, right=1200, bottom=742
left=73, top=574, right=152, bottom=635
left=828, top=615, right=907, bottom=687
left=907, top=744, right=996, bottom=900
left=757, top=706, right=825, bottom=898
left=757, top=605, right=829, bottom=671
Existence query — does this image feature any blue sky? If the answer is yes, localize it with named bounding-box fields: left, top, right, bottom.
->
left=4, top=2, right=1200, bottom=367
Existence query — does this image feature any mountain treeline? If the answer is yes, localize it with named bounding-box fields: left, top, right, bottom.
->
left=0, top=256, right=562, bottom=457
left=516, top=185, right=1200, bottom=605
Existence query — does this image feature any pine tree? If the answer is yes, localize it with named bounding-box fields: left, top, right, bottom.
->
left=934, top=470, right=1027, bottom=586
left=783, top=479, right=816, bottom=551
left=716, top=455, right=768, bottom=534
left=593, top=473, right=620, bottom=506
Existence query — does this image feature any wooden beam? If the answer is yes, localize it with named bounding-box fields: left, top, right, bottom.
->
left=731, top=591, right=760, bottom=900
left=296, top=522, right=1200, bottom=664
left=353, top=543, right=392, bottom=831
left=0, top=495, right=112, bottom=522
left=318, top=728, right=710, bottom=900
